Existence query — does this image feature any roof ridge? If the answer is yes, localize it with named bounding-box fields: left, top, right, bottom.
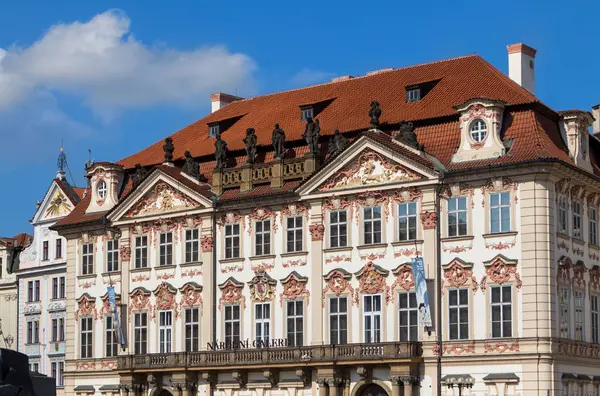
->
left=475, top=56, right=538, bottom=103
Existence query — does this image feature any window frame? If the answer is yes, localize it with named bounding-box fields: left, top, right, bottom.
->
left=158, top=310, right=173, bottom=353
left=134, top=236, right=148, bottom=269
left=133, top=312, right=148, bottom=355
left=105, top=316, right=118, bottom=357
left=224, top=223, right=241, bottom=259
left=286, top=300, right=304, bottom=347
left=184, top=229, right=200, bottom=264
left=490, top=285, right=513, bottom=338
left=209, top=123, right=220, bottom=138
left=80, top=317, right=93, bottom=358
left=224, top=304, right=241, bottom=345
left=255, top=219, right=271, bottom=256
left=362, top=294, right=382, bottom=343
left=286, top=216, right=304, bottom=253
left=363, top=206, right=383, bottom=245
left=572, top=201, right=582, bottom=240
left=469, top=119, right=488, bottom=143
left=159, top=232, right=173, bottom=266
left=560, top=286, right=570, bottom=339
left=300, top=107, right=314, bottom=121
left=81, top=242, right=94, bottom=275
left=592, top=295, right=600, bottom=343
left=406, top=87, right=421, bottom=103
left=42, top=241, right=49, bottom=261
left=329, top=296, right=348, bottom=344
left=574, top=290, right=584, bottom=341
left=184, top=307, right=200, bottom=352
left=328, top=210, right=348, bottom=248
left=398, top=202, right=418, bottom=242
left=254, top=302, right=271, bottom=346
left=558, top=197, right=568, bottom=234
left=59, top=276, right=66, bottom=299
left=448, top=288, right=469, bottom=340
left=106, top=239, right=119, bottom=273
left=590, top=207, right=598, bottom=245
left=489, top=191, right=511, bottom=234
left=398, top=291, right=418, bottom=341
left=55, top=238, right=62, bottom=259
left=447, top=197, right=468, bottom=237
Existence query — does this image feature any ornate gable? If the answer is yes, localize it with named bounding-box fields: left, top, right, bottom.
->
left=125, top=181, right=200, bottom=218
left=355, top=262, right=391, bottom=304
left=248, top=271, right=277, bottom=302
left=322, top=268, right=355, bottom=306
left=279, top=271, right=310, bottom=306
left=219, top=277, right=245, bottom=308
left=442, top=258, right=478, bottom=292
left=481, top=254, right=521, bottom=291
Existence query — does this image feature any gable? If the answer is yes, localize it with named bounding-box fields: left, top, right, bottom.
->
left=35, top=182, right=77, bottom=223
left=125, top=181, right=200, bottom=218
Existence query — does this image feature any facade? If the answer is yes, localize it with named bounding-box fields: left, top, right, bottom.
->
left=52, top=43, right=600, bottom=396
left=16, top=156, right=84, bottom=394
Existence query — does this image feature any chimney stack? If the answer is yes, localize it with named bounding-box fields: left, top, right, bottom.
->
left=507, top=43, right=537, bottom=94
left=210, top=92, right=243, bottom=113
left=593, top=104, right=600, bottom=136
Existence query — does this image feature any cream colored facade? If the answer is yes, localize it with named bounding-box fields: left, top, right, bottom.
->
left=0, top=240, right=19, bottom=351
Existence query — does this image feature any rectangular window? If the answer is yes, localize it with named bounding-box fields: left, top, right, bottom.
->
left=592, top=295, right=599, bottom=343
left=363, top=295, right=382, bottom=343
left=51, top=361, right=64, bottom=387
left=300, top=107, right=314, bottom=121
left=560, top=287, right=570, bottom=338
left=31, top=363, right=38, bottom=372
left=81, top=243, right=94, bottom=275
left=134, top=236, right=148, bottom=269
left=159, top=311, right=173, bottom=353
left=184, top=229, right=199, bottom=263
left=159, top=232, right=173, bottom=266
left=59, top=318, right=65, bottom=341
left=363, top=207, right=382, bottom=244
left=286, top=300, right=303, bottom=347
left=27, top=281, right=33, bottom=302
left=490, top=192, right=511, bottom=233
left=34, top=280, right=40, bottom=301
left=255, top=303, right=271, bottom=345
left=329, top=296, right=348, bottom=344
left=447, top=197, right=468, bottom=237
left=329, top=210, right=348, bottom=248
left=106, top=239, right=119, bottom=272
left=43, top=241, right=49, bottom=261
left=52, top=278, right=58, bottom=299
left=491, top=285, right=512, bottom=338
left=591, top=208, right=598, bottom=245
left=406, top=87, right=421, bottom=102
left=59, top=277, right=65, bottom=299
left=209, top=124, right=220, bottom=138
left=558, top=198, right=568, bottom=234
left=52, top=319, right=58, bottom=342
left=398, top=202, right=417, bottom=241
left=225, top=224, right=240, bottom=259
left=80, top=317, right=93, bottom=358
left=105, top=316, right=118, bottom=357
left=133, top=312, right=148, bottom=355
left=27, top=321, right=38, bottom=344
left=224, top=305, right=240, bottom=345
left=255, top=220, right=271, bottom=256
left=574, top=290, right=584, bottom=341
left=573, top=201, right=582, bottom=239
left=286, top=216, right=303, bottom=253
left=448, top=289, right=469, bottom=340
left=398, top=292, right=418, bottom=341
left=185, top=308, right=200, bottom=352
left=55, top=239, right=62, bottom=259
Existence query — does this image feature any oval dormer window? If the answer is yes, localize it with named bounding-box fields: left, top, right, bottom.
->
left=97, top=180, right=107, bottom=200
left=469, top=119, right=487, bottom=143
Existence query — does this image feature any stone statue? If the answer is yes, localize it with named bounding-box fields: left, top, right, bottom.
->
left=244, top=128, right=258, bottom=164
left=272, top=124, right=286, bottom=160
left=132, top=164, right=149, bottom=187
left=163, top=137, right=174, bottom=163
left=394, top=121, right=424, bottom=150
left=214, top=134, right=228, bottom=169
left=328, top=129, right=348, bottom=156
left=182, top=151, right=201, bottom=180
left=369, top=101, right=382, bottom=129
left=303, top=117, right=320, bottom=155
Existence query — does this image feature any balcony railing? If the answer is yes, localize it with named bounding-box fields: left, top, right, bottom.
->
left=116, top=342, right=422, bottom=371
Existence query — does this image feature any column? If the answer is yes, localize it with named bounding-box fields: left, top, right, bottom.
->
left=389, top=377, right=401, bottom=396
left=309, top=200, right=325, bottom=344
left=317, top=379, right=328, bottom=396
left=400, top=376, right=414, bottom=396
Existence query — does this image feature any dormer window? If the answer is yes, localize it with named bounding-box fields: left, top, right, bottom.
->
left=209, top=123, right=220, bottom=138
left=406, top=87, right=421, bottom=103
left=97, top=180, right=107, bottom=199
left=469, top=119, right=487, bottom=143
left=300, top=107, right=314, bottom=121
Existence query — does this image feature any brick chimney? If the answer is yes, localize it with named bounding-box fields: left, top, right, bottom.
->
left=593, top=104, right=600, bottom=136
left=507, top=43, right=537, bottom=94
left=210, top=92, right=243, bottom=113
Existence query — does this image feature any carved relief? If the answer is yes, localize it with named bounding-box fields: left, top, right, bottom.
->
left=393, top=248, right=421, bottom=258
left=200, top=236, right=214, bottom=253
left=248, top=207, right=277, bottom=234
left=391, top=187, right=423, bottom=203
left=322, top=269, right=355, bottom=306
left=128, top=288, right=152, bottom=321
left=420, top=211, right=437, bottom=230
left=557, top=256, right=572, bottom=285
left=279, top=272, right=310, bottom=307
left=281, top=204, right=309, bottom=225
left=179, top=282, right=203, bottom=313
left=484, top=339, right=519, bottom=353
left=218, top=211, right=243, bottom=229
left=181, top=268, right=203, bottom=278
left=248, top=271, right=277, bottom=302
left=480, top=255, right=521, bottom=291
left=322, top=197, right=353, bottom=221
left=75, top=294, right=97, bottom=320
left=282, top=259, right=307, bottom=268
left=572, top=261, right=587, bottom=290
left=309, top=224, right=325, bottom=241
left=391, top=263, right=414, bottom=292
left=443, top=259, right=478, bottom=292
left=126, top=181, right=198, bottom=217
left=590, top=266, right=600, bottom=296
left=355, top=262, right=391, bottom=304
left=356, top=191, right=390, bottom=222
left=153, top=282, right=178, bottom=320
left=119, top=245, right=131, bottom=261
left=481, top=177, right=519, bottom=206
left=219, top=278, right=245, bottom=308
left=182, top=214, right=203, bottom=229
left=325, top=254, right=352, bottom=265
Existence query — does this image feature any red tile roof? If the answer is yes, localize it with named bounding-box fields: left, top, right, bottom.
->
left=52, top=191, right=107, bottom=229
left=0, top=233, right=33, bottom=248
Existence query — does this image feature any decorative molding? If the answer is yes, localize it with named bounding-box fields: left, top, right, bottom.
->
left=393, top=247, right=422, bottom=258
left=221, top=264, right=244, bottom=273
left=218, top=211, right=244, bottom=230
left=200, top=236, right=214, bottom=252
left=282, top=259, right=307, bottom=268
left=119, top=245, right=131, bottom=262
left=128, top=287, right=152, bottom=321
left=75, top=361, right=96, bottom=371
left=391, top=187, right=423, bottom=203
left=248, top=271, right=277, bottom=302
left=181, top=268, right=203, bottom=278
left=443, top=258, right=478, bottom=292
left=481, top=254, right=521, bottom=291
left=218, top=278, right=245, bottom=309
left=179, top=282, right=203, bottom=314
left=126, top=181, right=198, bottom=218
left=572, top=261, right=587, bottom=290
left=355, top=191, right=390, bottom=223
left=281, top=203, right=309, bottom=224
left=309, top=224, right=325, bottom=241
left=420, top=211, right=437, bottom=230
left=100, top=360, right=117, bottom=370
left=391, top=263, right=414, bottom=291
left=484, top=339, right=519, bottom=353
left=481, top=177, right=519, bottom=206
left=248, top=207, right=277, bottom=234
left=355, top=262, right=391, bottom=304
left=322, top=197, right=353, bottom=221
left=279, top=272, right=310, bottom=307
left=590, top=265, right=600, bottom=296
left=75, top=294, right=97, bottom=320
left=322, top=269, right=355, bottom=306
left=153, top=282, right=178, bottom=320
left=131, top=273, right=151, bottom=283
left=325, top=254, right=352, bottom=265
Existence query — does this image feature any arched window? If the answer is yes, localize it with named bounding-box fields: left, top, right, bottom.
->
left=469, top=119, right=487, bottom=143
left=97, top=180, right=107, bottom=199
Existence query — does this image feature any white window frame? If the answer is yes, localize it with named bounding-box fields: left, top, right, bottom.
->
left=448, top=288, right=469, bottom=340
left=52, top=318, right=59, bottom=342
left=560, top=287, right=570, bottom=338
left=592, top=295, right=599, bottom=343
left=184, top=307, right=200, bottom=352
left=81, top=242, right=94, bottom=275
left=329, top=296, right=348, bottom=344
left=573, top=201, right=582, bottom=239
left=286, top=300, right=303, bottom=347
left=184, top=229, right=199, bottom=263
left=158, top=310, right=173, bottom=353
left=59, top=276, right=65, bottom=299
left=134, top=236, right=148, bottom=269
left=224, top=224, right=240, bottom=259
left=55, top=238, right=62, bottom=259
left=42, top=241, right=49, bottom=261
left=34, top=280, right=40, bottom=301
left=363, top=206, right=382, bottom=244
left=209, top=124, right=220, bottom=138
left=52, top=278, right=58, bottom=300
left=133, top=312, right=148, bottom=355
left=80, top=317, right=93, bottom=358
left=105, top=316, right=118, bottom=357
left=97, top=180, right=107, bottom=199
left=398, top=292, right=418, bottom=341
left=27, top=281, right=33, bottom=302
left=406, top=87, right=421, bottom=102
left=490, top=192, right=511, bottom=233
left=363, top=294, right=382, bottom=343
left=254, top=302, right=271, bottom=346
left=398, top=202, right=418, bottom=241
left=558, top=197, right=568, bottom=234
left=490, top=285, right=512, bottom=338
left=590, top=208, right=598, bottom=245
left=255, top=219, right=271, bottom=256
left=301, top=107, right=314, bottom=121
left=224, top=304, right=241, bottom=345
left=329, top=210, right=348, bottom=248
left=106, top=239, right=119, bottom=272
left=159, top=232, right=173, bottom=266
left=447, top=197, right=468, bottom=237
left=286, top=216, right=303, bottom=253
left=469, top=119, right=487, bottom=142
left=51, top=361, right=64, bottom=387
left=574, top=290, right=584, bottom=341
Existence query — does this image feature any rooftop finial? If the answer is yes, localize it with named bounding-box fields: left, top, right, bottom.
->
left=56, top=144, right=67, bottom=180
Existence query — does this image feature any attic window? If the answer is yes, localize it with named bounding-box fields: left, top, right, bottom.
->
left=209, top=123, right=220, bottom=138
left=300, top=107, right=314, bottom=121
left=406, top=87, right=421, bottom=103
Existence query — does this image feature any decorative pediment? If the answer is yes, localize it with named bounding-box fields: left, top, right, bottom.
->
left=392, top=263, right=414, bottom=291
left=589, top=265, right=600, bottom=295
left=128, top=287, right=153, bottom=321
left=279, top=271, right=310, bottom=306
left=481, top=254, right=521, bottom=290
left=354, top=262, right=391, bottom=303
left=248, top=271, right=277, bottom=302
left=219, top=277, right=245, bottom=308
left=322, top=268, right=355, bottom=306
left=557, top=256, right=572, bottom=284
left=126, top=181, right=199, bottom=218
left=179, top=282, right=203, bottom=310
left=99, top=292, right=121, bottom=317
left=572, top=261, right=587, bottom=290
left=44, top=189, right=73, bottom=219
left=442, top=258, right=478, bottom=292
left=153, top=282, right=178, bottom=318
left=75, top=293, right=97, bottom=320
left=248, top=207, right=277, bottom=233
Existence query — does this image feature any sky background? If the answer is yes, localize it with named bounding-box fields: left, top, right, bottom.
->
left=1, top=0, right=599, bottom=236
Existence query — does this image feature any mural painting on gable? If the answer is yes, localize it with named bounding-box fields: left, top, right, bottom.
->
left=126, top=181, right=199, bottom=218
left=44, top=190, right=72, bottom=218
left=319, top=150, right=422, bottom=191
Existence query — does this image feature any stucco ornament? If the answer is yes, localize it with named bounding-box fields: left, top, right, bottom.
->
left=322, top=196, right=353, bottom=220
left=392, top=264, right=414, bottom=291
left=200, top=235, right=214, bottom=252
left=75, top=294, right=97, bottom=320
left=128, top=288, right=152, bottom=321
left=322, top=269, right=355, bottom=306
left=153, top=282, right=178, bottom=320
left=355, top=262, right=391, bottom=304
left=45, top=190, right=71, bottom=217
left=126, top=181, right=198, bottom=217
left=309, top=224, right=325, bottom=241
left=572, top=262, right=587, bottom=290
left=248, top=271, right=277, bottom=302
left=219, top=278, right=245, bottom=308
left=179, top=282, right=203, bottom=311
left=248, top=206, right=277, bottom=233
left=481, top=255, right=522, bottom=291
left=391, top=187, right=422, bottom=203
left=589, top=266, right=600, bottom=296
left=420, top=211, right=437, bottom=230
left=119, top=245, right=131, bottom=261
left=279, top=272, right=310, bottom=307
left=443, top=259, right=478, bottom=292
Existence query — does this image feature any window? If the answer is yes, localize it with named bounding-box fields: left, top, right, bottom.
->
left=447, top=197, right=467, bottom=237
left=286, top=301, right=303, bottom=347
left=490, top=192, right=511, bottom=233
left=592, top=295, right=599, bottom=343
left=80, top=317, right=93, bottom=358
left=300, top=107, right=313, bottom=121
left=469, top=119, right=487, bottom=142
left=329, top=296, right=348, bottom=344
left=34, top=280, right=40, bottom=301
left=55, top=238, right=62, bottom=259
left=97, top=180, right=107, bottom=199
left=573, top=202, right=582, bottom=239
left=490, top=285, right=512, bottom=338
left=225, top=224, right=240, bottom=259
left=448, top=289, right=469, bottom=340
left=52, top=278, right=58, bottom=299
left=27, top=320, right=40, bottom=344
left=134, top=236, right=148, bottom=269
left=106, top=239, right=119, bottom=272
left=286, top=216, right=303, bottom=252
left=224, top=305, right=240, bottom=345
left=59, top=318, right=65, bottom=341
left=255, top=303, right=271, bottom=345
left=398, top=292, right=418, bottom=341
left=558, top=198, right=568, bottom=234
left=52, top=318, right=60, bottom=341
left=255, top=220, right=271, bottom=256
left=133, top=312, right=148, bottom=355
left=591, top=208, right=598, bottom=245
left=363, top=295, right=382, bottom=343
left=406, top=87, right=421, bottom=103
left=59, top=277, right=65, bottom=299
left=105, top=316, right=118, bottom=357
left=51, top=361, right=64, bottom=387
left=329, top=210, right=348, bottom=248
left=398, top=202, right=417, bottom=241
left=159, top=232, right=173, bottom=266
left=42, top=241, right=49, bottom=261
left=81, top=243, right=94, bottom=275
left=30, top=363, right=39, bottom=372
left=574, top=290, right=584, bottom=341
left=363, top=207, right=382, bottom=244
left=27, top=281, right=34, bottom=302
left=209, top=123, right=220, bottom=138
left=185, top=308, right=200, bottom=352
left=560, top=287, right=570, bottom=338
left=159, top=311, right=173, bottom=353
left=184, top=229, right=199, bottom=263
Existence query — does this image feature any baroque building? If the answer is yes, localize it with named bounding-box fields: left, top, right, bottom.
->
left=52, top=43, right=600, bottom=396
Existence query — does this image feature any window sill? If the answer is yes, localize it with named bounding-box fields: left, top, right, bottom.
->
left=49, top=298, right=66, bottom=302
left=156, top=264, right=176, bottom=270
left=440, top=235, right=474, bottom=242
left=391, top=240, right=424, bottom=247
left=357, top=243, right=388, bottom=250
left=572, top=238, right=585, bottom=246
left=590, top=244, right=600, bottom=250
left=101, top=271, right=120, bottom=277
left=249, top=254, right=277, bottom=261
left=181, top=261, right=203, bottom=267
left=323, top=246, right=353, bottom=253
left=556, top=232, right=570, bottom=241
left=219, top=257, right=244, bottom=264
left=281, top=251, right=308, bottom=258
left=482, top=231, right=518, bottom=238
left=25, top=343, right=40, bottom=346
left=76, top=274, right=96, bottom=280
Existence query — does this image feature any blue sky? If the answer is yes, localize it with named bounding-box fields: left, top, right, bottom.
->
left=0, top=0, right=599, bottom=236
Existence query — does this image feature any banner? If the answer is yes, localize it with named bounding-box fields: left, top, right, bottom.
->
left=411, top=257, right=432, bottom=328
left=107, top=286, right=126, bottom=346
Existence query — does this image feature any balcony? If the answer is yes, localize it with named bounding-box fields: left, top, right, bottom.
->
left=116, top=342, right=422, bottom=371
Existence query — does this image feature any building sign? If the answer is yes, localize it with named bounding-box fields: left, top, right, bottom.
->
left=107, top=286, right=126, bottom=347
left=207, top=338, right=291, bottom=350
left=411, top=257, right=432, bottom=328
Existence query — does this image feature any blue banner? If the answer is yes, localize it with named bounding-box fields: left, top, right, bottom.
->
left=411, top=257, right=432, bottom=328
left=107, top=286, right=125, bottom=346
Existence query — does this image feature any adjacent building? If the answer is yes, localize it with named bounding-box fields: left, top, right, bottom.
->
left=52, top=43, right=600, bottom=396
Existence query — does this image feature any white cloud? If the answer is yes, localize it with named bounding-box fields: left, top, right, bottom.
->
left=290, top=68, right=336, bottom=87
left=0, top=10, right=257, bottom=114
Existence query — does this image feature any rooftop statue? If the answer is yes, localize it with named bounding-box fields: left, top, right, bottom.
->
left=394, top=121, right=424, bottom=150
left=132, top=164, right=149, bottom=187
left=369, top=100, right=382, bottom=129
left=244, top=128, right=258, bottom=164
left=163, top=137, right=174, bottom=163
left=214, top=133, right=228, bottom=169
left=328, top=129, right=348, bottom=156
left=182, top=151, right=201, bottom=180
left=303, top=117, right=320, bottom=155
left=272, top=124, right=286, bottom=160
